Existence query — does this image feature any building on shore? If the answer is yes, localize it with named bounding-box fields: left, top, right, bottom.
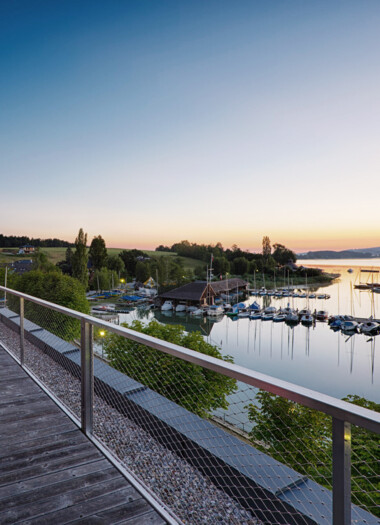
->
left=159, top=281, right=214, bottom=308
left=158, top=278, right=248, bottom=308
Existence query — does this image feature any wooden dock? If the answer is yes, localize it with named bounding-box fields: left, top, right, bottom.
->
left=0, top=347, right=167, bottom=524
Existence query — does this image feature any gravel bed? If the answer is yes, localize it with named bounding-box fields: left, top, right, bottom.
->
left=0, top=321, right=261, bottom=525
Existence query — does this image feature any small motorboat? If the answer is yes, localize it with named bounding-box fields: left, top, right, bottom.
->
left=187, top=306, right=198, bottom=312
left=264, top=306, right=277, bottom=315
left=261, top=312, right=274, bottom=320
left=273, top=313, right=287, bottom=322
left=175, top=303, right=187, bottom=312
left=207, top=305, right=224, bottom=317
left=286, top=312, right=299, bottom=324
left=161, top=300, right=173, bottom=311
left=250, top=311, right=262, bottom=320
left=359, top=320, right=380, bottom=334
left=301, top=314, right=313, bottom=325
left=315, top=310, right=328, bottom=321
left=190, top=308, right=204, bottom=316
left=341, top=319, right=358, bottom=332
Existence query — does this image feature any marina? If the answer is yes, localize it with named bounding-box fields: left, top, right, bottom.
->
left=90, top=261, right=380, bottom=432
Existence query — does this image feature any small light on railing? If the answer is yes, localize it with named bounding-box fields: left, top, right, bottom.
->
left=99, top=330, right=105, bottom=337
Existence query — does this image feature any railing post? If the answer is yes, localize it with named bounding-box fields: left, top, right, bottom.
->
left=332, top=418, right=351, bottom=525
left=19, top=297, right=25, bottom=366
left=81, top=319, right=93, bottom=436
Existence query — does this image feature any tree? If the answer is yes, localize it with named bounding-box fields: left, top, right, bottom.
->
left=32, top=248, right=58, bottom=273
left=213, top=257, right=230, bottom=276
left=247, top=391, right=380, bottom=517
left=71, top=228, right=88, bottom=288
left=119, top=249, right=146, bottom=276
left=9, top=270, right=90, bottom=341
left=104, top=320, right=237, bottom=417
left=56, top=246, right=73, bottom=275
left=135, top=261, right=150, bottom=283
left=262, top=236, right=271, bottom=259
left=89, top=235, right=108, bottom=270
left=232, top=257, right=249, bottom=275
left=92, top=267, right=119, bottom=291
left=194, top=265, right=206, bottom=280
left=155, top=245, right=171, bottom=252
left=107, top=255, right=125, bottom=275
left=248, top=260, right=257, bottom=274
left=272, top=243, right=297, bottom=265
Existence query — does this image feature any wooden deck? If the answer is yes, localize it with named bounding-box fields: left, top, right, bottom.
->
left=0, top=347, right=168, bottom=524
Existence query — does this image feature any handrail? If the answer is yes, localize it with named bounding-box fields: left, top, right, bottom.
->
left=1, top=285, right=379, bottom=434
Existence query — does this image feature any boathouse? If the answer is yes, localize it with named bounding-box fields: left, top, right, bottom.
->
left=159, top=281, right=215, bottom=307
left=210, top=277, right=248, bottom=296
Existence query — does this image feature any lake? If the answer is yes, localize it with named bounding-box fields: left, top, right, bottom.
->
left=114, top=259, right=380, bottom=430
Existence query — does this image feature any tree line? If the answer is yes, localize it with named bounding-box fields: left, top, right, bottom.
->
left=157, top=237, right=297, bottom=273
left=0, top=234, right=72, bottom=248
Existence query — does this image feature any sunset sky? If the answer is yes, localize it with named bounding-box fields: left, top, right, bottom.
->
left=1, top=1, right=379, bottom=253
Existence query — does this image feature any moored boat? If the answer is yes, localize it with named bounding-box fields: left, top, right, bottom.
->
left=341, top=319, right=359, bottom=332
left=359, top=320, right=380, bottom=334
left=273, top=313, right=287, bottom=322
left=161, top=300, right=173, bottom=311
left=315, top=310, right=328, bottom=321
left=175, top=303, right=187, bottom=312
left=249, top=311, right=262, bottom=320
left=301, top=314, right=313, bottom=325
left=207, top=305, right=224, bottom=316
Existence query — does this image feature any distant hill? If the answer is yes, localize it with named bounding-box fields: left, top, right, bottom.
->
left=297, top=249, right=379, bottom=259
left=349, top=246, right=380, bottom=256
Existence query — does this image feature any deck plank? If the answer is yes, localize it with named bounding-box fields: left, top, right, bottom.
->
left=0, top=458, right=109, bottom=500
left=0, top=347, right=168, bottom=524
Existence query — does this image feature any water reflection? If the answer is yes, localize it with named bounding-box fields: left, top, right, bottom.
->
left=154, top=310, right=218, bottom=337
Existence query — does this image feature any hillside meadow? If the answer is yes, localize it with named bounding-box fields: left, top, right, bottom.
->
left=0, top=247, right=202, bottom=272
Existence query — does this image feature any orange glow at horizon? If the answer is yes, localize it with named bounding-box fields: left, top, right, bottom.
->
left=2, top=223, right=379, bottom=255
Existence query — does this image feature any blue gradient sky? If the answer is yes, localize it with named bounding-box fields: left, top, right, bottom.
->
left=1, top=1, right=379, bottom=251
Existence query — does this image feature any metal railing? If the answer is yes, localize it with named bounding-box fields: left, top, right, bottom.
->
left=0, top=285, right=379, bottom=525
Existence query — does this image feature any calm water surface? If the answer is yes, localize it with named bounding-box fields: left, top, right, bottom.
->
left=116, top=259, right=380, bottom=429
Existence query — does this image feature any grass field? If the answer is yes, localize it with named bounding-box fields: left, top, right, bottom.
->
left=0, top=247, right=203, bottom=272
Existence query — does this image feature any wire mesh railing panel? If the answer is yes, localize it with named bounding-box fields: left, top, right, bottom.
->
left=20, top=297, right=82, bottom=420
left=0, top=304, right=21, bottom=360
left=90, top=323, right=337, bottom=524
left=351, top=419, right=380, bottom=520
